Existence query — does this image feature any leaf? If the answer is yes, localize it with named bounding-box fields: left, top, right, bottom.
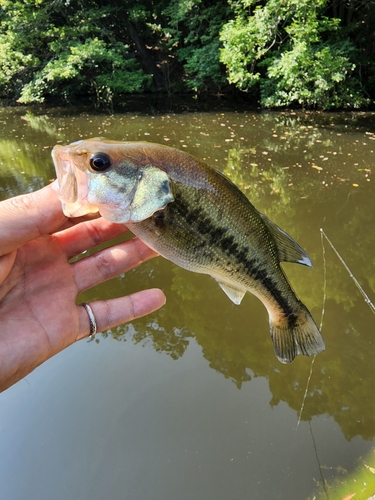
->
left=364, top=464, right=375, bottom=474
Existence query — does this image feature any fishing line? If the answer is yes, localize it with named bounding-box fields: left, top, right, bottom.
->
left=309, top=420, right=329, bottom=499
left=283, top=360, right=319, bottom=498
left=295, top=229, right=327, bottom=432
left=296, top=228, right=375, bottom=499
left=283, top=226, right=372, bottom=497
left=319, top=228, right=327, bottom=331
left=299, top=225, right=375, bottom=430
left=296, top=356, right=316, bottom=432
left=297, top=228, right=375, bottom=433
left=320, top=228, right=375, bottom=314
left=289, top=229, right=329, bottom=500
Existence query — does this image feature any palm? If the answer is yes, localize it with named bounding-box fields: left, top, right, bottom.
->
left=0, top=185, right=165, bottom=391
left=0, top=233, right=81, bottom=356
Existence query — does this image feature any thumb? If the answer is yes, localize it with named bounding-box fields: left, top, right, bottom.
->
left=0, top=182, right=67, bottom=255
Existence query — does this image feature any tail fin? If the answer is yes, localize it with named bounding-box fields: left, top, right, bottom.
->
left=269, top=305, right=325, bottom=364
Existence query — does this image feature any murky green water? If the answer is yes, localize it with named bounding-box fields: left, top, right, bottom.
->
left=1, top=107, right=375, bottom=500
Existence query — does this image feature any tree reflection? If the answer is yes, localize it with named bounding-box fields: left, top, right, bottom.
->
left=108, top=113, right=375, bottom=441
left=3, top=110, right=375, bottom=442
left=0, top=139, right=54, bottom=198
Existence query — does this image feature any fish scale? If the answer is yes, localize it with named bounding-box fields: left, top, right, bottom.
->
left=129, top=180, right=296, bottom=316
left=52, top=138, right=325, bottom=363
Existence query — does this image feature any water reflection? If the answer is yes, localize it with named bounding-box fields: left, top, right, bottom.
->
left=1, top=109, right=375, bottom=451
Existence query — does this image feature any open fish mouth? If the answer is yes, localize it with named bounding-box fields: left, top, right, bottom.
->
left=52, top=145, right=100, bottom=217
left=52, top=139, right=174, bottom=224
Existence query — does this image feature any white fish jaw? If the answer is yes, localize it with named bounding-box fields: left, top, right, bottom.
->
left=52, top=142, right=174, bottom=224
left=52, top=145, right=101, bottom=218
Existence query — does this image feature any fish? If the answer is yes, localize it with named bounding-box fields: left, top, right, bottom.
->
left=52, top=138, right=325, bottom=363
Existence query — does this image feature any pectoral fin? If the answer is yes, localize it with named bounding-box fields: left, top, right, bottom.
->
left=216, top=280, right=246, bottom=305
left=260, top=214, right=312, bottom=267
left=130, top=166, right=174, bottom=222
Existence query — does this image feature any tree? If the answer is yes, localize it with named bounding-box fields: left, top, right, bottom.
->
left=0, top=0, right=231, bottom=105
left=219, top=0, right=373, bottom=109
left=162, top=0, right=230, bottom=93
left=0, top=0, right=154, bottom=105
left=0, top=0, right=374, bottom=108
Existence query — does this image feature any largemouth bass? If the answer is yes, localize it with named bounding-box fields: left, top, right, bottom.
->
left=52, top=138, right=325, bottom=363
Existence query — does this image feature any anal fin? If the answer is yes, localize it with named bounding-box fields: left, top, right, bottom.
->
left=216, top=280, right=246, bottom=305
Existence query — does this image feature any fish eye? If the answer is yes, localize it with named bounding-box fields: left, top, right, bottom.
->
left=89, top=152, right=112, bottom=172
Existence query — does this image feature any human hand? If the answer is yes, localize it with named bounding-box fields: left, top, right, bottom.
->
left=0, top=183, right=165, bottom=392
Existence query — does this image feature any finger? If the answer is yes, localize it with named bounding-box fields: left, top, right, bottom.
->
left=72, top=237, right=158, bottom=292
left=0, top=250, right=16, bottom=285
left=76, top=288, right=166, bottom=340
left=55, top=211, right=101, bottom=232
left=0, top=183, right=67, bottom=256
left=56, top=217, right=131, bottom=259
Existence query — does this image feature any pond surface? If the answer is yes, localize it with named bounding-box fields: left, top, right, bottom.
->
left=1, top=107, right=375, bottom=500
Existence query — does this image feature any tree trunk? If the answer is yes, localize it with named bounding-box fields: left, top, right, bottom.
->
left=331, top=0, right=339, bottom=18
left=339, top=0, right=346, bottom=21
left=122, top=18, right=165, bottom=89
left=104, top=0, right=165, bottom=89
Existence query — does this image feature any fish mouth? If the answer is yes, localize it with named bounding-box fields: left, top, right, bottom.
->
left=51, top=145, right=99, bottom=218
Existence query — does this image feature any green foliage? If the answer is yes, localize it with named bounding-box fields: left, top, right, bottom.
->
left=18, top=38, right=150, bottom=104
left=219, top=4, right=278, bottom=89
left=220, top=0, right=373, bottom=109
left=0, top=36, right=36, bottom=89
left=262, top=40, right=363, bottom=109
left=163, top=0, right=230, bottom=92
left=0, top=0, right=152, bottom=105
left=0, top=0, right=374, bottom=108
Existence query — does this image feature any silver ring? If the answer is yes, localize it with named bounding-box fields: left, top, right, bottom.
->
left=80, top=302, right=97, bottom=337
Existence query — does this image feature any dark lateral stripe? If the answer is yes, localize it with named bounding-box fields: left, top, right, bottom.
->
left=172, top=195, right=295, bottom=316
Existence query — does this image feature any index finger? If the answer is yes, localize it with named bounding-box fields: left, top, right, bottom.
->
left=56, top=216, right=131, bottom=259
left=0, top=182, right=67, bottom=256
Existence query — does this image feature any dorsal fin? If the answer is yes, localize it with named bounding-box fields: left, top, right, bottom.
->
left=216, top=280, right=247, bottom=305
left=260, top=214, right=312, bottom=267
